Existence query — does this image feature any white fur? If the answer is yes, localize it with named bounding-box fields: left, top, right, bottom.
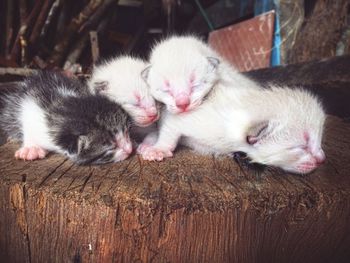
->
left=139, top=74, right=326, bottom=174
left=20, top=97, right=59, bottom=151
left=88, top=56, right=159, bottom=127
left=145, top=35, right=240, bottom=114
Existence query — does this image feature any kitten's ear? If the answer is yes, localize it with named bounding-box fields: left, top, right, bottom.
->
left=207, top=57, right=220, bottom=72
left=77, top=135, right=90, bottom=153
left=93, top=81, right=109, bottom=94
left=141, top=65, right=152, bottom=82
left=246, top=121, right=270, bottom=145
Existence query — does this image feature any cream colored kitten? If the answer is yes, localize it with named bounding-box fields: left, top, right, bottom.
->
left=141, top=60, right=326, bottom=174
left=89, top=56, right=159, bottom=127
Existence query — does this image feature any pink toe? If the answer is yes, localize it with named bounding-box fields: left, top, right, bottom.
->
left=15, top=146, right=47, bottom=161
left=37, top=148, right=47, bottom=159
left=27, top=149, right=38, bottom=160
left=156, top=152, right=164, bottom=161
left=20, top=148, right=30, bottom=160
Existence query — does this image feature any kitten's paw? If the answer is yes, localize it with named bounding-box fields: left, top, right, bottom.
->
left=15, top=146, right=47, bottom=161
left=138, top=146, right=173, bottom=161
left=136, top=143, right=152, bottom=154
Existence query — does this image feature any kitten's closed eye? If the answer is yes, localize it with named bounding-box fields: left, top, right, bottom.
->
left=288, top=144, right=308, bottom=151
left=191, top=83, right=202, bottom=90
left=157, top=86, right=170, bottom=95
left=246, top=121, right=269, bottom=145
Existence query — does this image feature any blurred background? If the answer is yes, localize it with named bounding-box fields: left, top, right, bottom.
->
left=0, top=0, right=349, bottom=80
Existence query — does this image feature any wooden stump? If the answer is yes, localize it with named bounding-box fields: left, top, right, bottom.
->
left=0, top=116, right=350, bottom=263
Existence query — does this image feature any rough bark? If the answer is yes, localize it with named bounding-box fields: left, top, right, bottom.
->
left=0, top=116, right=350, bottom=263
left=289, top=0, right=349, bottom=63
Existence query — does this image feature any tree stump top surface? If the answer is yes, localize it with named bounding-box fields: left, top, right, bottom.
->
left=1, top=116, right=349, bottom=216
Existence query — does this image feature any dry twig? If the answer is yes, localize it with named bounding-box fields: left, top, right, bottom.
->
left=0, top=67, right=38, bottom=76
left=89, top=31, right=100, bottom=64
left=49, top=0, right=104, bottom=66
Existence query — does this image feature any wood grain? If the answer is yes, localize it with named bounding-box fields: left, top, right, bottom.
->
left=0, top=116, right=350, bottom=262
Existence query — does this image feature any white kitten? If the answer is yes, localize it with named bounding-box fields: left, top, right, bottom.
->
left=89, top=56, right=160, bottom=127
left=139, top=78, right=326, bottom=174
left=138, top=35, right=252, bottom=156
left=141, top=35, right=230, bottom=114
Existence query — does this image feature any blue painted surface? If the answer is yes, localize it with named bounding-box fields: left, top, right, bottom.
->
left=272, top=7, right=281, bottom=66
left=254, top=0, right=274, bottom=15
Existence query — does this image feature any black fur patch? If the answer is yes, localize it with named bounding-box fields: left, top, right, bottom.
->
left=232, top=151, right=267, bottom=174
left=1, top=71, right=132, bottom=165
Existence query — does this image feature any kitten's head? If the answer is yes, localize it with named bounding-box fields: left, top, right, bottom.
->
left=53, top=96, right=133, bottom=165
left=89, top=56, right=159, bottom=127
left=241, top=88, right=326, bottom=174
left=142, top=36, right=221, bottom=114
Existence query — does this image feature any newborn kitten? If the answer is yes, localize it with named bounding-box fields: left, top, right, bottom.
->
left=139, top=80, right=326, bottom=174
left=141, top=35, right=227, bottom=114
left=0, top=71, right=132, bottom=165
left=88, top=56, right=159, bottom=127
left=138, top=35, right=255, bottom=157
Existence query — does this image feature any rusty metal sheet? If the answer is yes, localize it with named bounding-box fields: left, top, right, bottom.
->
left=208, top=10, right=275, bottom=72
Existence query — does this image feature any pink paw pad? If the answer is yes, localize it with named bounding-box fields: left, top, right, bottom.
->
left=140, top=146, right=173, bottom=161
left=15, top=146, right=47, bottom=161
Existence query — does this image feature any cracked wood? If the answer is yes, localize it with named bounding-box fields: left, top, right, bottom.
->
left=0, top=116, right=350, bottom=262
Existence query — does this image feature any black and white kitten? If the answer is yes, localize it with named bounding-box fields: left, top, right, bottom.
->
left=0, top=71, right=132, bottom=165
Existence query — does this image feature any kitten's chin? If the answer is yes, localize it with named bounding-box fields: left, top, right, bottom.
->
left=134, top=116, right=159, bottom=127
left=282, top=162, right=319, bottom=175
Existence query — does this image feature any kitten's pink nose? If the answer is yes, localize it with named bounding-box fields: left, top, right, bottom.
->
left=314, top=150, right=326, bottom=165
left=175, top=94, right=190, bottom=111
left=147, top=114, right=158, bottom=122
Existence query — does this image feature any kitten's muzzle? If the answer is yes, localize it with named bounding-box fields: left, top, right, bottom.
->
left=136, top=113, right=159, bottom=126
left=136, top=107, right=159, bottom=126
left=294, top=149, right=326, bottom=174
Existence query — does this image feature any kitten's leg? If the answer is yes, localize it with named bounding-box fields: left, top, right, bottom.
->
left=137, top=131, right=158, bottom=152
left=138, top=126, right=180, bottom=161
left=15, top=145, right=47, bottom=161
left=15, top=99, right=50, bottom=161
